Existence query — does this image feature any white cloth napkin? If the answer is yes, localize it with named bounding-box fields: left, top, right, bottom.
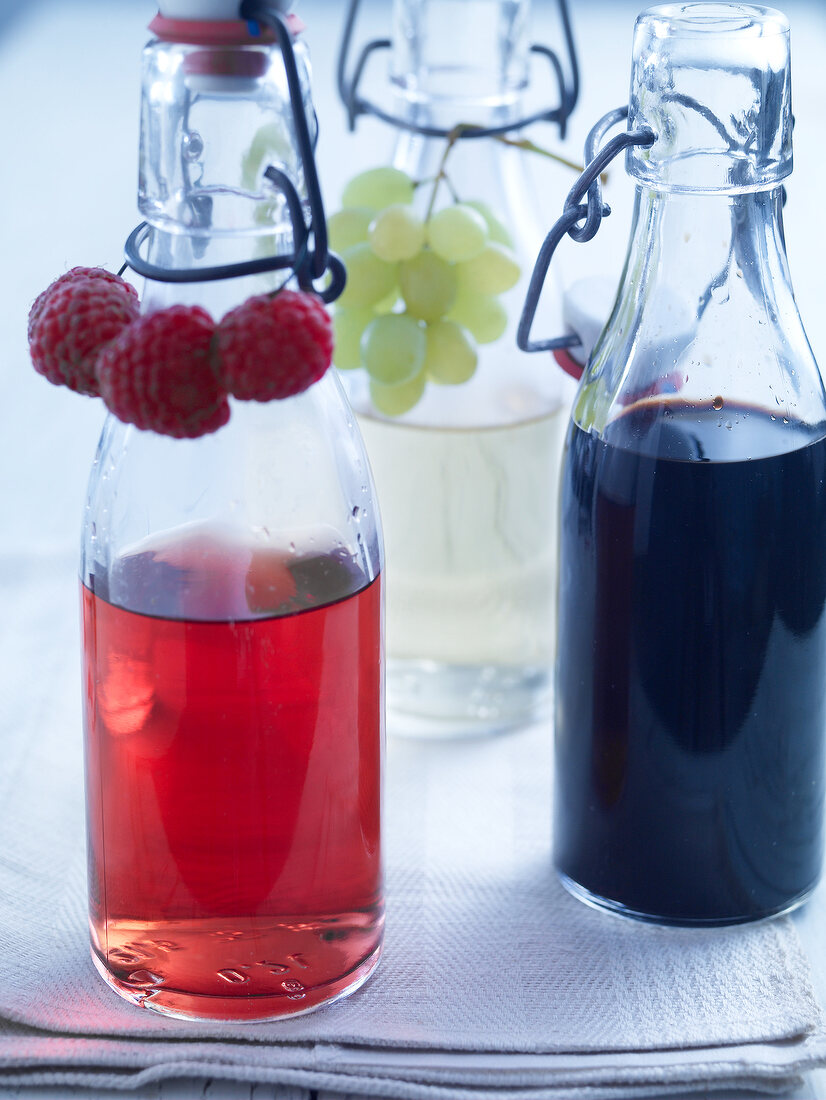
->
left=1, top=551, right=826, bottom=1098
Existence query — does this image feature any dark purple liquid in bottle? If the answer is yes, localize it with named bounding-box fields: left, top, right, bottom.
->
left=555, top=400, right=826, bottom=924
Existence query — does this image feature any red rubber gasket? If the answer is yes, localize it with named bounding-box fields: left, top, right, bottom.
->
left=149, top=12, right=304, bottom=45
left=553, top=347, right=585, bottom=381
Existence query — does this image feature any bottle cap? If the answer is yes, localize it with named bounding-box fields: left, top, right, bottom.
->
left=157, top=0, right=290, bottom=17
left=627, top=3, right=792, bottom=193
left=555, top=277, right=618, bottom=378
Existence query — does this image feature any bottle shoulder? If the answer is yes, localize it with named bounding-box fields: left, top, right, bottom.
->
left=82, top=372, right=383, bottom=592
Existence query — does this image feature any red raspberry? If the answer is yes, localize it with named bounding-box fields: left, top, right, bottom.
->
left=214, top=290, right=333, bottom=402
left=28, top=268, right=140, bottom=396
left=97, top=305, right=230, bottom=439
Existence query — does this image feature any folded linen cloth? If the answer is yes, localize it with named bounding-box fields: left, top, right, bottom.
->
left=1, top=552, right=825, bottom=1098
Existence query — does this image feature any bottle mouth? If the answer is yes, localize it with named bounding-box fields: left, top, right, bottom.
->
left=627, top=1, right=792, bottom=193
left=149, top=12, right=303, bottom=45
left=147, top=12, right=305, bottom=91
left=639, top=2, right=788, bottom=38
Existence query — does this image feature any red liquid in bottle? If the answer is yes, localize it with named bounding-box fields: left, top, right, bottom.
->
left=82, top=532, right=384, bottom=1020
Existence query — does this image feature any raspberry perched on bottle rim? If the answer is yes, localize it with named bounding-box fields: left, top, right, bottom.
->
left=97, top=305, right=230, bottom=439
left=214, top=290, right=333, bottom=402
left=28, top=267, right=140, bottom=396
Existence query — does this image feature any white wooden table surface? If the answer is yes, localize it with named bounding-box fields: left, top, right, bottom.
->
left=1, top=0, right=825, bottom=1096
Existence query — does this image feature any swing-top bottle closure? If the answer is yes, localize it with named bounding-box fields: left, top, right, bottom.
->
left=338, top=0, right=579, bottom=138
left=125, top=0, right=344, bottom=299
left=519, top=1, right=794, bottom=358
left=150, top=0, right=298, bottom=49
left=156, top=0, right=289, bottom=22
left=628, top=2, right=792, bottom=194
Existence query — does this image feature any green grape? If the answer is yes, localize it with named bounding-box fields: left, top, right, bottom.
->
left=338, top=243, right=398, bottom=308
left=457, top=243, right=521, bottom=295
left=399, top=250, right=458, bottom=321
left=447, top=290, right=508, bottom=344
left=342, top=167, right=415, bottom=211
left=332, top=307, right=375, bottom=370
left=369, top=204, right=426, bottom=262
left=426, top=204, right=489, bottom=263
left=465, top=200, right=514, bottom=249
left=241, top=123, right=292, bottom=191
left=424, top=320, right=478, bottom=385
left=370, top=370, right=427, bottom=416
left=328, top=207, right=374, bottom=252
left=374, top=290, right=399, bottom=314
left=361, top=313, right=426, bottom=385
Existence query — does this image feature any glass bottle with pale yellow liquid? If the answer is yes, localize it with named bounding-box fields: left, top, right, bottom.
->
left=332, top=0, right=579, bottom=735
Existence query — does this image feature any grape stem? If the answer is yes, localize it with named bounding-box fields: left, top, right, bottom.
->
left=495, top=135, right=606, bottom=183
left=421, top=127, right=606, bottom=221
left=424, top=126, right=467, bottom=221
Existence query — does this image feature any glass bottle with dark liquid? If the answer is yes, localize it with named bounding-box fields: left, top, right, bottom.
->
left=554, top=3, right=826, bottom=925
left=81, top=4, right=384, bottom=1018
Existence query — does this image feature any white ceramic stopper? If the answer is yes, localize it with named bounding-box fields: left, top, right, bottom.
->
left=158, top=0, right=291, bottom=18
left=562, top=277, right=618, bottom=366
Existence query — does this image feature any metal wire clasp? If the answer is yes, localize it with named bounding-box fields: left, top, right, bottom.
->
left=516, top=106, right=654, bottom=354
left=123, top=1, right=346, bottom=303
left=337, top=0, right=579, bottom=140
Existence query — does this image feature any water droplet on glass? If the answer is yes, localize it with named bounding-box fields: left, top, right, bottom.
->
left=711, top=285, right=729, bottom=305
left=182, top=130, right=204, bottom=160
left=281, top=979, right=304, bottom=992
left=712, top=395, right=724, bottom=411
left=352, top=506, right=360, bottom=519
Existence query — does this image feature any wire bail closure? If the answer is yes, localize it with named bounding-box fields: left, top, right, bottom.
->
left=123, top=1, right=346, bottom=304
left=516, top=106, right=654, bottom=355
left=337, top=0, right=579, bottom=140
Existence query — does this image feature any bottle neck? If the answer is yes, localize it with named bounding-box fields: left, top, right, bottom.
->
left=390, top=0, right=531, bottom=117
left=621, top=185, right=792, bottom=333
left=138, top=37, right=313, bottom=242
left=141, top=235, right=290, bottom=316
left=586, top=184, right=824, bottom=440
left=137, top=34, right=314, bottom=311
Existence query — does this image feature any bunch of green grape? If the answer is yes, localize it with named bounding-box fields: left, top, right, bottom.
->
left=328, top=167, right=521, bottom=416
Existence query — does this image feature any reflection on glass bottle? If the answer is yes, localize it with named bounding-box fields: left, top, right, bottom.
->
left=336, top=0, right=577, bottom=735
left=554, top=3, right=826, bottom=925
left=81, top=11, right=384, bottom=1020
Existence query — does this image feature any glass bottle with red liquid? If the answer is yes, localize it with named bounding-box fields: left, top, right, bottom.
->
left=81, top=0, right=384, bottom=1019
left=531, top=2, right=826, bottom=925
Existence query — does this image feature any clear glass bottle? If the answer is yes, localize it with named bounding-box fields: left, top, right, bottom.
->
left=340, top=0, right=576, bottom=736
left=554, top=2, right=826, bottom=925
left=81, top=11, right=385, bottom=1020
